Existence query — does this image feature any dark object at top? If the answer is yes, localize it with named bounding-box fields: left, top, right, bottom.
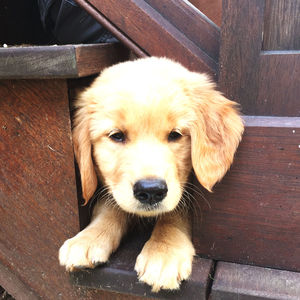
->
left=37, top=0, right=117, bottom=44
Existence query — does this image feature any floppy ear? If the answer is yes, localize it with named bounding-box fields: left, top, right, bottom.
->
left=72, top=102, right=98, bottom=204
left=186, top=73, right=244, bottom=191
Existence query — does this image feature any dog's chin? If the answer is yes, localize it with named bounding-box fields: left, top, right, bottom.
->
left=113, top=196, right=179, bottom=217
left=134, top=202, right=167, bottom=217
left=116, top=201, right=170, bottom=217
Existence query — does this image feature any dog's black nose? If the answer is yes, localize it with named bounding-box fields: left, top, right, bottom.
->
left=133, top=179, right=168, bottom=205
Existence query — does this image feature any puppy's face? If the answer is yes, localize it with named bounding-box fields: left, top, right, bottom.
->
left=73, top=58, right=244, bottom=216
left=90, top=82, right=193, bottom=216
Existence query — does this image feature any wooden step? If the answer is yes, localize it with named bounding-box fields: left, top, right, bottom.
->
left=71, top=231, right=300, bottom=299
left=70, top=230, right=213, bottom=300
left=0, top=43, right=129, bottom=79
left=211, top=262, right=300, bottom=300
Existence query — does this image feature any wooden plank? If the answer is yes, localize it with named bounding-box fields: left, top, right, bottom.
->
left=75, top=43, right=129, bottom=77
left=75, top=0, right=219, bottom=76
left=71, top=229, right=214, bottom=299
left=145, top=0, right=220, bottom=61
left=189, top=0, right=222, bottom=27
left=219, top=0, right=299, bottom=117
left=74, top=0, right=149, bottom=58
left=263, top=0, right=300, bottom=51
left=0, top=45, right=76, bottom=79
left=211, top=262, right=300, bottom=300
left=256, top=51, right=300, bottom=116
left=219, top=0, right=265, bottom=114
left=0, top=44, right=128, bottom=79
left=0, top=79, right=81, bottom=299
left=0, top=262, right=39, bottom=300
left=193, top=116, right=300, bottom=272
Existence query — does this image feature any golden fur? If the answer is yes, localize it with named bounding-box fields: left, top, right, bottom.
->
left=59, top=57, right=244, bottom=292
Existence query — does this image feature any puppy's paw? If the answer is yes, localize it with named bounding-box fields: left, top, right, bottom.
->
left=59, top=232, right=114, bottom=271
left=134, top=240, right=195, bottom=292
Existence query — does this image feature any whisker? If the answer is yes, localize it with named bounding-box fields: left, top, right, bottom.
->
left=182, top=182, right=211, bottom=210
left=181, top=189, right=203, bottom=227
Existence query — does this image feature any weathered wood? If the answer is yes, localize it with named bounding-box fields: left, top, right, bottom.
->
left=219, top=0, right=265, bottom=114
left=74, top=0, right=149, bottom=58
left=0, top=79, right=121, bottom=300
left=71, top=229, right=214, bottom=299
left=75, top=0, right=219, bottom=76
left=145, top=0, right=220, bottom=61
left=0, top=44, right=129, bottom=79
left=219, top=0, right=300, bottom=117
left=211, top=262, right=300, bottom=300
left=189, top=0, right=222, bottom=27
left=193, top=116, right=300, bottom=272
left=257, top=51, right=300, bottom=116
left=0, top=262, right=39, bottom=300
left=75, top=44, right=130, bottom=77
left=263, top=0, right=300, bottom=50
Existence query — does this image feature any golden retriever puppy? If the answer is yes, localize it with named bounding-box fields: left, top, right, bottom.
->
left=59, top=57, right=244, bottom=292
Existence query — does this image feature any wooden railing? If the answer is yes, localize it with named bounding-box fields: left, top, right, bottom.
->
left=75, top=0, right=220, bottom=78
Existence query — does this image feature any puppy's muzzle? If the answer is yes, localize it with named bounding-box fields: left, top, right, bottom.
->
left=133, top=179, right=168, bottom=206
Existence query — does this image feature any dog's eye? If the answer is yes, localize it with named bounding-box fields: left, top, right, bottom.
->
left=168, top=130, right=182, bottom=142
left=109, top=131, right=126, bottom=143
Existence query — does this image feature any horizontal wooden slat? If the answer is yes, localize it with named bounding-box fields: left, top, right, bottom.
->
left=71, top=230, right=214, bottom=299
left=243, top=115, right=300, bottom=127
left=0, top=43, right=129, bottom=79
left=193, top=116, right=300, bottom=272
left=211, top=262, right=300, bottom=300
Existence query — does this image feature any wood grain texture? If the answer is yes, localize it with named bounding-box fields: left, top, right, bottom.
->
left=0, top=46, right=76, bottom=79
left=219, top=0, right=265, bottom=114
left=263, top=0, right=300, bottom=50
left=145, top=0, right=220, bottom=61
left=0, top=263, right=39, bottom=300
left=0, top=44, right=128, bottom=79
left=189, top=0, right=222, bottom=27
left=193, top=117, right=300, bottom=272
left=75, top=43, right=130, bottom=77
left=74, top=0, right=149, bottom=58
left=219, top=0, right=299, bottom=116
left=75, top=0, right=219, bottom=77
left=211, top=262, right=300, bottom=300
left=0, top=79, right=78, bottom=299
left=257, top=51, right=300, bottom=116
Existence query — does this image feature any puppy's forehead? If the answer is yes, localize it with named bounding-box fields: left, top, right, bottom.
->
left=103, top=81, right=190, bottom=129
left=87, top=58, right=201, bottom=137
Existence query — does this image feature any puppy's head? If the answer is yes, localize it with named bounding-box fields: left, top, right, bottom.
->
left=73, top=57, right=244, bottom=216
